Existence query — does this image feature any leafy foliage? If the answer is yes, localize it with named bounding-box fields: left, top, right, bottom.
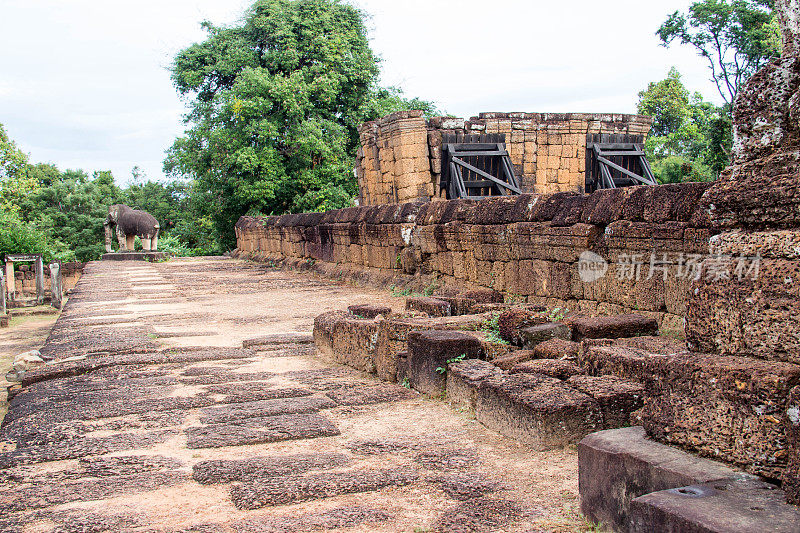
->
left=637, top=68, right=731, bottom=183
left=165, top=0, right=436, bottom=250
left=657, top=0, right=781, bottom=105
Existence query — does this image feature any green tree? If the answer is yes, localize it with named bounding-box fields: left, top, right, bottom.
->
left=165, top=0, right=435, bottom=250
left=637, top=68, right=732, bottom=182
left=657, top=0, right=781, bottom=105
left=0, top=123, right=37, bottom=214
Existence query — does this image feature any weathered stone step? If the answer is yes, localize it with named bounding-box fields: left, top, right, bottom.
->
left=192, top=452, right=351, bottom=484
left=185, top=412, right=340, bottom=449
left=569, top=313, right=658, bottom=341
left=475, top=373, right=602, bottom=450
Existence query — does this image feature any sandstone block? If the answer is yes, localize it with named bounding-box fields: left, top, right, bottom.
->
left=510, top=359, right=583, bottom=380
left=313, top=311, right=349, bottom=357
left=578, top=426, right=752, bottom=532
left=446, top=359, right=504, bottom=409
left=432, top=296, right=476, bottom=316
left=405, top=296, right=451, bottom=317
left=407, top=330, right=483, bottom=395
left=533, top=337, right=580, bottom=359
left=784, top=385, right=800, bottom=504
left=569, top=314, right=658, bottom=341
left=520, top=322, right=571, bottom=348
left=629, top=477, right=800, bottom=533
left=476, top=373, right=602, bottom=449
left=567, top=375, right=645, bottom=429
left=498, top=308, right=549, bottom=345
left=348, top=304, right=392, bottom=319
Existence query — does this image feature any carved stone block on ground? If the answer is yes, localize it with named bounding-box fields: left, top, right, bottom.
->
left=783, top=385, right=800, bottom=504
left=348, top=303, right=392, bottom=319
left=534, top=337, right=580, bottom=359
left=475, top=373, right=601, bottom=450
left=510, top=359, right=583, bottom=380
left=567, top=375, right=645, bottom=429
left=405, top=296, right=452, bottom=317
left=490, top=349, right=536, bottom=371
left=569, top=314, right=658, bottom=341
left=629, top=477, right=800, bottom=533
left=520, top=322, right=570, bottom=348
left=578, top=426, right=747, bottom=532
left=446, top=359, right=503, bottom=409
left=407, top=330, right=483, bottom=395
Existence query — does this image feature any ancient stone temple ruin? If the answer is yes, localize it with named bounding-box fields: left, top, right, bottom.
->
left=232, top=1, right=800, bottom=530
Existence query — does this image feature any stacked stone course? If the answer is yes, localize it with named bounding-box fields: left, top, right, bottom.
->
left=356, top=111, right=653, bottom=204
left=237, top=182, right=711, bottom=333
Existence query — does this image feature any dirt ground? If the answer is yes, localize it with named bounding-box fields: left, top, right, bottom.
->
left=0, top=257, right=591, bottom=532
left=0, top=309, right=59, bottom=423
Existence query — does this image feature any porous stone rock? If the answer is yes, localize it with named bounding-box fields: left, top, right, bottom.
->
left=490, top=350, right=536, bottom=371
left=407, top=330, right=483, bottom=395
left=475, top=372, right=602, bottom=449
left=533, top=337, right=580, bottom=359
left=461, top=289, right=504, bottom=304
left=405, top=296, right=452, bottom=317
left=348, top=303, right=392, bottom=319
left=497, top=308, right=549, bottom=345
left=641, top=352, right=800, bottom=479
left=432, top=296, right=476, bottom=316
left=446, top=359, right=504, bottom=409
left=510, top=359, right=583, bottom=380
left=568, top=314, right=658, bottom=341
left=520, top=322, right=571, bottom=348
left=567, top=375, right=645, bottom=429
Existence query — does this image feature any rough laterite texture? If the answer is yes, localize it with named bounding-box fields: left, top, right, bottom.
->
left=0, top=258, right=589, bottom=532
left=236, top=181, right=713, bottom=334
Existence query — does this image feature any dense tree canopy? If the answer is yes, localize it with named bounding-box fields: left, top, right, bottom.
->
left=165, top=0, right=436, bottom=250
left=637, top=68, right=733, bottom=183
left=658, top=0, right=781, bottom=105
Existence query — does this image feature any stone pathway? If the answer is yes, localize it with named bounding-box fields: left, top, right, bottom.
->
left=0, top=258, right=587, bottom=532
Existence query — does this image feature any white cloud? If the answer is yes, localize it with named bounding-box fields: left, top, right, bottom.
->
left=0, top=0, right=721, bottom=184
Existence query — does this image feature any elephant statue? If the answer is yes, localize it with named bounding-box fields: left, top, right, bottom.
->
left=104, top=204, right=160, bottom=252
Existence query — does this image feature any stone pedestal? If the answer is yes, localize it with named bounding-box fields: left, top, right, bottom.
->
left=101, top=252, right=167, bottom=262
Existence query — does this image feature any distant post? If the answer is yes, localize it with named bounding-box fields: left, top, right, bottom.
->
left=35, top=255, right=45, bottom=305
left=0, top=269, right=6, bottom=316
left=4, top=260, right=14, bottom=302
left=49, top=262, right=63, bottom=310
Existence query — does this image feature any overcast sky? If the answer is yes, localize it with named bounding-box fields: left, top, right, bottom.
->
left=0, top=0, right=719, bottom=185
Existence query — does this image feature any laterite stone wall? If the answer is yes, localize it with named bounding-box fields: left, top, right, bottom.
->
left=236, top=182, right=712, bottom=333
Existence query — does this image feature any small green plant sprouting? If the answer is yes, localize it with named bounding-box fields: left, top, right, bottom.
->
left=435, top=353, right=467, bottom=375
left=548, top=307, right=568, bottom=322
left=401, top=377, right=411, bottom=389
left=391, top=285, right=415, bottom=297
left=421, top=275, right=439, bottom=297
left=480, top=312, right=509, bottom=345
left=395, top=254, right=402, bottom=268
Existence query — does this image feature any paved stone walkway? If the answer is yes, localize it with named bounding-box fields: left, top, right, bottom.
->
left=0, top=258, right=585, bottom=532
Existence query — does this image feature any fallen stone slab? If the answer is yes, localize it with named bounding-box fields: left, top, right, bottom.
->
left=407, top=330, right=483, bottom=395
left=490, top=350, right=536, bottom=371
left=406, top=296, right=452, bottom=317
left=510, top=359, right=583, bottom=380
left=461, top=289, right=504, bottom=304
left=629, top=477, right=800, bottom=533
left=325, top=383, right=416, bottom=406
left=185, top=413, right=340, bottom=449
left=242, top=333, right=314, bottom=348
left=446, top=359, right=504, bottom=409
left=567, top=375, right=645, bottom=429
left=192, top=452, right=352, bottom=484
left=520, top=322, right=571, bottom=349
left=230, top=468, right=419, bottom=509
left=430, top=497, right=523, bottom=533
left=498, top=308, right=549, bottom=345
left=476, top=373, right=602, bottom=450
left=432, top=296, right=476, bottom=316
left=534, top=337, right=580, bottom=359
left=579, top=343, right=687, bottom=382
left=347, top=303, right=392, bottom=319
left=198, top=396, right=336, bottom=424
left=191, top=506, right=391, bottom=532
left=312, top=310, right=348, bottom=358
left=578, top=426, right=751, bottom=532
left=569, top=314, right=658, bottom=341
left=327, top=316, right=382, bottom=374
